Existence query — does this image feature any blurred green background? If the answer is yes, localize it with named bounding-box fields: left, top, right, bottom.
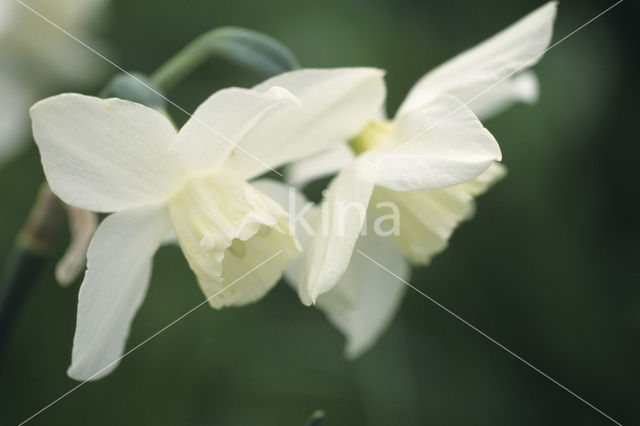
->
left=1, top=0, right=638, bottom=424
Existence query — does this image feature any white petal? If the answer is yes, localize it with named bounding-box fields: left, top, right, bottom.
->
left=374, top=162, right=506, bottom=264
left=171, top=87, right=300, bottom=173
left=316, top=232, right=408, bottom=358
left=30, top=94, right=181, bottom=212
left=224, top=68, right=386, bottom=179
left=397, top=2, right=556, bottom=117
left=455, top=71, right=539, bottom=120
left=68, top=203, right=172, bottom=381
left=284, top=144, right=355, bottom=188
left=302, top=157, right=376, bottom=304
left=373, top=96, right=501, bottom=192
left=168, top=172, right=300, bottom=308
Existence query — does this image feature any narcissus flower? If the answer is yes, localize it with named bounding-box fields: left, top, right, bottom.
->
left=30, top=68, right=385, bottom=379
left=285, top=2, right=557, bottom=357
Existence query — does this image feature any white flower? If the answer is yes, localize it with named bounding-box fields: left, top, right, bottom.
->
left=29, top=68, right=386, bottom=380
left=0, top=0, right=109, bottom=164
left=285, top=2, right=557, bottom=357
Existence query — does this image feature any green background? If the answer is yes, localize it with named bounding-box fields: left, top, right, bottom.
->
left=1, top=0, right=638, bottom=424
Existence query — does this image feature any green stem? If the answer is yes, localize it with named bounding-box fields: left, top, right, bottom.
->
left=150, top=27, right=300, bottom=92
left=0, top=185, right=66, bottom=354
left=0, top=249, right=46, bottom=353
left=150, top=39, right=210, bottom=92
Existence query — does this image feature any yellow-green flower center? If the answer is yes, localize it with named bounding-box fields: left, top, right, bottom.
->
left=348, top=120, right=393, bottom=155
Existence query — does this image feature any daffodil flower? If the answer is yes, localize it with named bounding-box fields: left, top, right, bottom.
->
left=0, top=0, right=109, bottom=164
left=285, top=2, right=557, bottom=357
left=30, top=68, right=385, bottom=380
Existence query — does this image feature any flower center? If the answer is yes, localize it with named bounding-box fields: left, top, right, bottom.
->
left=168, top=171, right=301, bottom=308
left=348, top=120, right=393, bottom=155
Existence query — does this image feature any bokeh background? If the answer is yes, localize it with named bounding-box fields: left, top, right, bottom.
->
left=1, top=0, right=638, bottom=424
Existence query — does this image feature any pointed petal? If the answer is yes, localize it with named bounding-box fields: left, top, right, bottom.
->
left=68, top=203, right=172, bottom=381
left=454, top=71, right=539, bottom=120
left=397, top=2, right=556, bottom=117
left=374, top=162, right=506, bottom=264
left=316, top=232, right=408, bottom=358
left=30, top=94, right=181, bottom=212
left=171, top=87, right=301, bottom=172
left=302, top=157, right=376, bottom=304
left=224, top=68, right=386, bottom=178
left=373, top=96, right=501, bottom=192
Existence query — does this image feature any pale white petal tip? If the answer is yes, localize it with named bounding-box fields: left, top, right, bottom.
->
left=295, top=279, right=316, bottom=307
left=55, top=260, right=83, bottom=287
left=489, top=162, right=508, bottom=182
left=263, top=85, right=301, bottom=107
left=365, top=67, right=386, bottom=78
left=341, top=66, right=386, bottom=86
left=55, top=207, right=99, bottom=287
left=307, top=269, right=344, bottom=306
left=515, top=72, right=540, bottom=104
left=300, top=273, right=335, bottom=307
left=494, top=142, right=503, bottom=162
left=67, top=361, right=116, bottom=382
left=535, top=1, right=558, bottom=28
left=344, top=343, right=366, bottom=360
left=296, top=282, right=314, bottom=307
left=361, top=67, right=387, bottom=88
left=527, top=1, right=558, bottom=22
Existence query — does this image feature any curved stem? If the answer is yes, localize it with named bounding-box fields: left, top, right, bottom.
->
left=150, top=27, right=299, bottom=93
